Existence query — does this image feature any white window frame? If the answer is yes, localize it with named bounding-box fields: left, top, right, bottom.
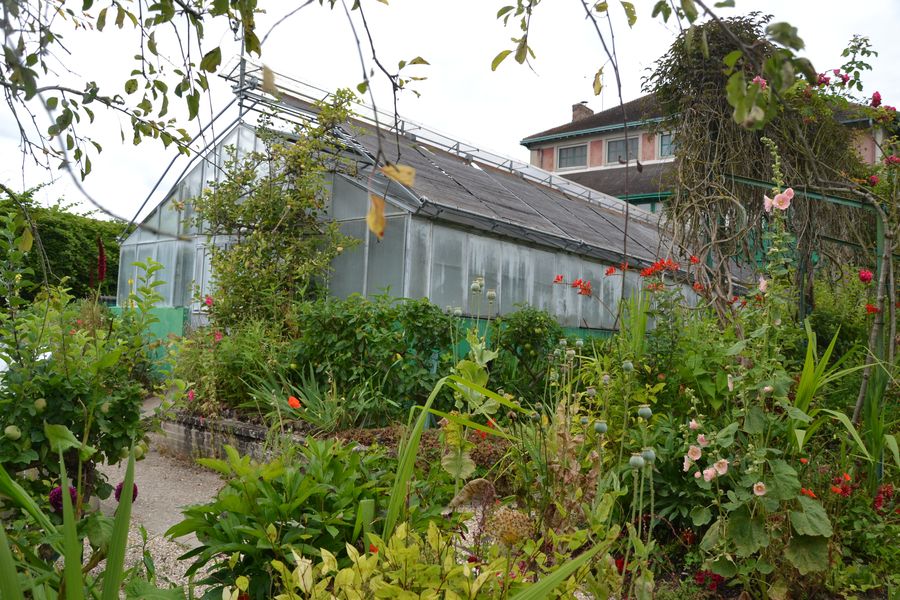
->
left=658, top=132, right=676, bottom=158
left=556, top=143, right=588, bottom=170
left=605, top=136, right=639, bottom=165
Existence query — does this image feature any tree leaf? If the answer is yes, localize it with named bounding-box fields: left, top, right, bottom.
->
left=680, top=0, right=698, bottom=22
left=16, top=227, right=33, bottom=252
left=366, top=194, right=386, bottom=240
left=199, top=47, right=222, bottom=72
left=491, top=49, right=512, bottom=71
left=381, top=164, right=416, bottom=187
left=620, top=2, right=636, bottom=27
left=593, top=68, right=603, bottom=95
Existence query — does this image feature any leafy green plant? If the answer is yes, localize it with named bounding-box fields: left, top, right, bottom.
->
left=167, top=440, right=390, bottom=599
left=489, top=304, right=563, bottom=398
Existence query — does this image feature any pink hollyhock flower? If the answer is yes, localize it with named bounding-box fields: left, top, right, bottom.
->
left=683, top=456, right=693, bottom=472
left=758, top=276, right=768, bottom=293
left=689, top=419, right=700, bottom=431
left=703, top=467, right=717, bottom=482
left=773, top=188, right=794, bottom=210
left=753, top=482, right=767, bottom=497
left=688, top=445, right=702, bottom=461
left=871, top=91, right=882, bottom=108
left=694, top=471, right=701, bottom=479
left=751, top=75, right=767, bottom=90
left=762, top=385, right=774, bottom=394
left=859, top=269, right=874, bottom=284
left=714, top=458, right=729, bottom=476
left=697, top=434, right=710, bottom=447
left=763, top=195, right=774, bottom=213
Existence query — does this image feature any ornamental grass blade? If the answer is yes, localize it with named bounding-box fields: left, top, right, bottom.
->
left=102, top=450, right=136, bottom=600
left=0, top=525, right=25, bottom=600
left=0, top=463, right=58, bottom=541
left=382, top=376, right=448, bottom=539
left=510, top=542, right=604, bottom=600
left=59, top=453, right=85, bottom=600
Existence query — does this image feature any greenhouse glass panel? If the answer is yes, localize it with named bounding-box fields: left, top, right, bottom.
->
left=552, top=253, right=582, bottom=327
left=117, top=245, right=136, bottom=305
left=158, top=200, right=179, bottom=237
left=366, top=216, right=406, bottom=297
left=599, top=266, right=622, bottom=329
left=329, top=220, right=366, bottom=298
left=467, top=236, right=500, bottom=316
left=578, top=262, right=605, bottom=329
left=500, top=247, right=531, bottom=315
left=155, top=241, right=176, bottom=305
left=135, top=209, right=159, bottom=242
left=173, top=242, right=195, bottom=307
left=332, top=175, right=369, bottom=221
left=406, top=219, right=431, bottom=299
left=430, top=226, right=464, bottom=311
left=531, top=249, right=557, bottom=313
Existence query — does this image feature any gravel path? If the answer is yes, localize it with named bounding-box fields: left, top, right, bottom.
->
left=97, top=440, right=222, bottom=587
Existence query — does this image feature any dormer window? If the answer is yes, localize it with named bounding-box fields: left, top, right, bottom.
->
left=606, top=137, right=638, bottom=165
left=557, top=144, right=587, bottom=169
left=659, top=132, right=676, bottom=158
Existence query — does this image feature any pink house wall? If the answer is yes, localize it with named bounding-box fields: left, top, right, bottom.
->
left=541, top=147, right=555, bottom=171
left=853, top=130, right=877, bottom=165
left=589, top=140, right=604, bottom=167
left=641, top=132, right=655, bottom=161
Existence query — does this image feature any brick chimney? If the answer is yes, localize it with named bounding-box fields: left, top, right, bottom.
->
left=572, top=102, right=593, bottom=122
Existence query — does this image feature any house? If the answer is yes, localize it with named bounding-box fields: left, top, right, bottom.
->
left=117, top=66, right=682, bottom=333
left=521, top=94, right=890, bottom=212
left=520, top=96, right=674, bottom=213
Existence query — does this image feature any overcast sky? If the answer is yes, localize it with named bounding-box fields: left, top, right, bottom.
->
left=1, top=0, right=898, bottom=227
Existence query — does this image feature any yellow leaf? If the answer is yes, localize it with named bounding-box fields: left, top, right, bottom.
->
left=17, top=227, right=33, bottom=252
left=262, top=65, right=277, bottom=95
left=593, top=68, right=604, bottom=96
left=381, top=163, right=416, bottom=187
left=367, top=194, right=386, bottom=240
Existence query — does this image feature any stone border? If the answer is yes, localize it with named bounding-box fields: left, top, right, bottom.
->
left=153, top=413, right=273, bottom=461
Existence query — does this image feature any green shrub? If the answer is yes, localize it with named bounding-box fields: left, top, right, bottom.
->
left=168, top=440, right=390, bottom=599
left=489, top=305, right=563, bottom=399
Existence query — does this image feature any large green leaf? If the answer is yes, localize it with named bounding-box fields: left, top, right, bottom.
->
left=102, top=451, right=136, bottom=600
left=726, top=505, right=768, bottom=557
left=59, top=453, right=85, bottom=600
left=768, top=459, right=801, bottom=501
left=0, top=525, right=24, bottom=600
left=123, top=580, right=186, bottom=599
left=790, top=496, right=832, bottom=538
left=441, top=451, right=476, bottom=480
left=785, top=535, right=829, bottom=574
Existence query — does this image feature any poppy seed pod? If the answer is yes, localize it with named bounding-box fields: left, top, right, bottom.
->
left=642, top=447, right=656, bottom=463
left=630, top=453, right=646, bottom=469
left=622, top=360, right=634, bottom=372
left=594, top=420, right=608, bottom=434
left=638, top=404, right=653, bottom=420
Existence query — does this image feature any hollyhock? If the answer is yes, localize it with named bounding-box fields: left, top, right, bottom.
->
left=714, top=458, right=729, bottom=476
left=751, top=75, right=767, bottom=90
left=687, top=445, right=702, bottom=461
left=694, top=471, right=701, bottom=478
left=772, top=188, right=794, bottom=210
left=763, top=195, right=774, bottom=213
left=758, top=276, right=768, bottom=293
left=859, top=269, right=874, bottom=283
left=871, top=91, right=882, bottom=108
left=697, top=434, right=710, bottom=447
left=689, top=418, right=700, bottom=430
left=703, top=467, right=717, bottom=482
left=683, top=456, right=693, bottom=472
left=762, top=385, right=774, bottom=394
left=753, top=482, right=767, bottom=496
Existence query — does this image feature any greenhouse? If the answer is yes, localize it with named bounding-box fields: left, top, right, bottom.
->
left=117, top=76, right=678, bottom=330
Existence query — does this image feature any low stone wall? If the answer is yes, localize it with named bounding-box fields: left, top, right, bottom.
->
left=153, top=414, right=272, bottom=461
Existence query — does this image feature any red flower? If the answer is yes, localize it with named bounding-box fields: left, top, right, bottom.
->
left=817, top=73, right=831, bottom=86
left=571, top=278, right=583, bottom=288
left=859, top=269, right=874, bottom=283
left=884, top=155, right=900, bottom=166
left=214, top=330, right=224, bottom=343
left=204, top=295, right=214, bottom=307
left=843, top=473, right=852, bottom=482
left=619, top=262, right=629, bottom=271
left=871, top=91, right=882, bottom=108
left=868, top=175, right=880, bottom=186
left=288, top=396, right=302, bottom=409
left=800, top=458, right=808, bottom=464
left=865, top=303, right=881, bottom=314
left=605, top=266, right=616, bottom=276
left=800, top=487, right=817, bottom=499
left=553, top=274, right=564, bottom=284
left=577, top=281, right=592, bottom=296
left=614, top=556, right=626, bottom=574
left=831, top=485, right=843, bottom=494
left=692, top=282, right=704, bottom=292
left=689, top=255, right=700, bottom=264
left=369, top=543, right=379, bottom=553
left=96, top=236, right=107, bottom=283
